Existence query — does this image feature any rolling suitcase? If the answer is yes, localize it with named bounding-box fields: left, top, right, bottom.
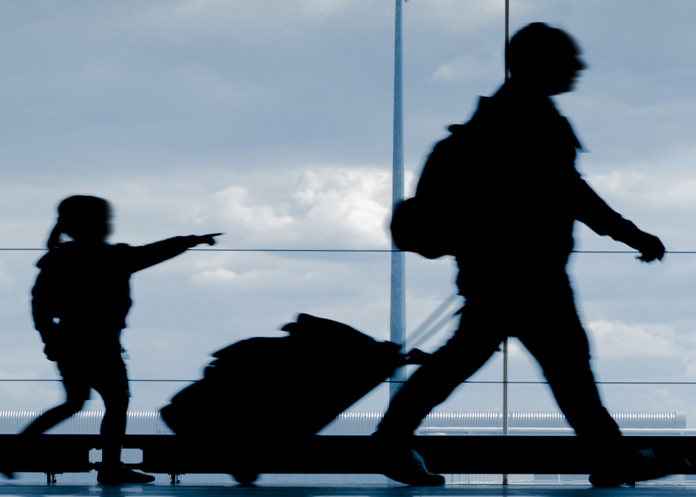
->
left=159, top=313, right=427, bottom=482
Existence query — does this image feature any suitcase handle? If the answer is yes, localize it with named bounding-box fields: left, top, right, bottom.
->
left=403, top=348, right=431, bottom=365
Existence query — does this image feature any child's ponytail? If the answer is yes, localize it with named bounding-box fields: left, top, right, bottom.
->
left=46, top=195, right=111, bottom=250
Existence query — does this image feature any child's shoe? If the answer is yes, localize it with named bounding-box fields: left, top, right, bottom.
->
left=97, top=465, right=155, bottom=485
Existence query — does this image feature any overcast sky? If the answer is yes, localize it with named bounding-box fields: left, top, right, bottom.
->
left=1, top=0, right=696, bottom=430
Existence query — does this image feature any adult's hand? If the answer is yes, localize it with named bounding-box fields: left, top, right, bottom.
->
left=635, top=232, right=665, bottom=263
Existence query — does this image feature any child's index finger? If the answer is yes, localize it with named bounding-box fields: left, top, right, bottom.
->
left=200, top=233, right=223, bottom=246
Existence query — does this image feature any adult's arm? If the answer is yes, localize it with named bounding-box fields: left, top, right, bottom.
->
left=574, top=178, right=665, bottom=262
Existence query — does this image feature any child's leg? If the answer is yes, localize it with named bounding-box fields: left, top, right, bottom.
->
left=93, top=347, right=154, bottom=484
left=100, top=392, right=129, bottom=467
left=92, top=346, right=130, bottom=469
left=21, top=400, right=85, bottom=435
left=21, top=361, right=89, bottom=435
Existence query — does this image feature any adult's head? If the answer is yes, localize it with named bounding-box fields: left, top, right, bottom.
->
left=47, top=195, right=112, bottom=249
left=506, top=22, right=586, bottom=96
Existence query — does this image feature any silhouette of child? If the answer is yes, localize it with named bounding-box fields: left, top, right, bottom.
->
left=22, top=195, right=221, bottom=484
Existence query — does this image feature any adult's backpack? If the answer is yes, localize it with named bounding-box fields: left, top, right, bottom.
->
left=390, top=121, right=477, bottom=259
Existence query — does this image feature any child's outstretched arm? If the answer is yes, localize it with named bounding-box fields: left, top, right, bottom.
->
left=125, top=233, right=223, bottom=273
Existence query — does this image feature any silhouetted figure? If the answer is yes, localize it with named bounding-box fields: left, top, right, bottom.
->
left=377, top=23, right=673, bottom=487
left=21, top=195, right=220, bottom=485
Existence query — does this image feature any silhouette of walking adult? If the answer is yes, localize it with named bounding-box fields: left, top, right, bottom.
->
left=376, top=23, right=671, bottom=487
left=20, top=195, right=221, bottom=485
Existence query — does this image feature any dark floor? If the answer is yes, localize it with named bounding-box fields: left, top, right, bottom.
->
left=0, top=483, right=694, bottom=497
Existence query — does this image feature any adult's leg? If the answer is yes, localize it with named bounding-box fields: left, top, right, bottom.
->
left=519, top=291, right=686, bottom=486
left=377, top=304, right=505, bottom=437
left=374, top=304, right=505, bottom=486
left=518, top=294, right=621, bottom=442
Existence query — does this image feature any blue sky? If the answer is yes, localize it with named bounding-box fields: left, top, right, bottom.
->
left=0, top=0, right=695, bottom=428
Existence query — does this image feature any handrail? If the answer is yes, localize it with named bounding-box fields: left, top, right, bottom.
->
left=417, top=427, right=696, bottom=435
left=2, top=247, right=696, bottom=253
left=0, top=378, right=695, bottom=385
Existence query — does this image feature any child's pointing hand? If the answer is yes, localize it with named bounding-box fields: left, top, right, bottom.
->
left=196, top=233, right=223, bottom=246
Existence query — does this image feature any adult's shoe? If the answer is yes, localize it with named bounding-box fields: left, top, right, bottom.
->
left=381, top=447, right=446, bottom=486
left=590, top=447, right=689, bottom=487
left=97, top=465, right=155, bottom=485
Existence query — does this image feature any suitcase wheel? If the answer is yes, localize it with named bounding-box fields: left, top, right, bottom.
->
left=231, top=471, right=259, bottom=485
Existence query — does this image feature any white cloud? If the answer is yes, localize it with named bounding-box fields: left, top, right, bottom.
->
left=432, top=55, right=497, bottom=83
left=191, top=166, right=392, bottom=249
left=565, top=94, right=696, bottom=165
left=289, top=167, right=391, bottom=247
left=403, top=170, right=417, bottom=196
left=193, top=185, right=294, bottom=234
left=187, top=254, right=371, bottom=298
left=192, top=268, right=304, bottom=293
left=577, top=165, right=696, bottom=252
left=587, top=168, right=696, bottom=212
left=191, top=268, right=238, bottom=285
left=588, top=320, right=694, bottom=359
left=189, top=264, right=365, bottom=296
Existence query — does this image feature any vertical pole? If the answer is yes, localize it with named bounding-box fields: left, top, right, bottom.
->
left=502, top=338, right=508, bottom=485
left=504, top=0, right=510, bottom=81
left=390, top=0, right=406, bottom=402
left=502, top=0, right=510, bottom=486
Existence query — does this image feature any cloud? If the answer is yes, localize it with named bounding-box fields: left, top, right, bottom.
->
left=588, top=320, right=695, bottom=359
left=187, top=253, right=375, bottom=300
left=191, top=268, right=239, bottom=285
left=577, top=165, right=696, bottom=252
left=191, top=165, right=392, bottom=248
left=289, top=167, right=391, bottom=246
left=587, top=168, right=696, bottom=212
left=194, top=185, right=294, bottom=234
left=562, top=94, right=696, bottom=166
left=431, top=55, right=497, bottom=83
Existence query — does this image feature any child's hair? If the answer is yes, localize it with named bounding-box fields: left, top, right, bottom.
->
left=47, top=196, right=112, bottom=250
